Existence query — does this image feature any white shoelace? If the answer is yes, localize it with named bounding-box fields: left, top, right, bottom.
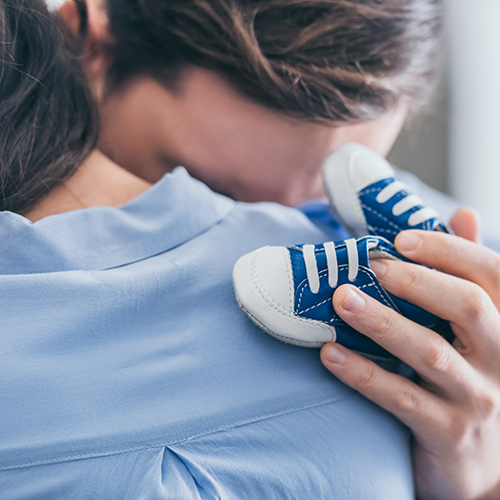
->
left=375, top=180, right=439, bottom=226
left=303, top=239, right=359, bottom=294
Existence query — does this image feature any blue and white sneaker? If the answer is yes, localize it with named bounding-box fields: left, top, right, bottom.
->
left=233, top=236, right=438, bottom=359
left=322, top=143, right=450, bottom=243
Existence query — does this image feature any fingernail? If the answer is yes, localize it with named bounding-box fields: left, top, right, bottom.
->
left=370, top=259, right=387, bottom=279
left=340, top=288, right=365, bottom=312
left=397, top=231, right=422, bottom=252
left=326, top=344, right=347, bottom=364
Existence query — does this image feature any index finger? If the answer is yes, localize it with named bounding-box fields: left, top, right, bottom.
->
left=332, top=284, right=475, bottom=397
left=395, top=230, right=500, bottom=308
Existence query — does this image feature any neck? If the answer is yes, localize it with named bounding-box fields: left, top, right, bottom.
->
left=24, top=150, right=152, bottom=222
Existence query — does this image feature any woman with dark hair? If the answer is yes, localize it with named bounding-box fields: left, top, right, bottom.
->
left=0, top=1, right=498, bottom=499
left=66, top=0, right=442, bottom=204
left=0, top=1, right=420, bottom=498
left=51, top=1, right=500, bottom=498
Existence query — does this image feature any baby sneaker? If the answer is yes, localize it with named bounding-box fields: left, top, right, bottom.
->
left=233, top=236, right=438, bottom=359
left=322, top=143, right=450, bottom=243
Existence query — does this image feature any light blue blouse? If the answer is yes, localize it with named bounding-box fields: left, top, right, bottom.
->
left=0, top=168, right=414, bottom=499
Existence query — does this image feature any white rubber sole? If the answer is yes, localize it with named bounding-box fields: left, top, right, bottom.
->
left=233, top=285, right=326, bottom=348
left=232, top=248, right=336, bottom=348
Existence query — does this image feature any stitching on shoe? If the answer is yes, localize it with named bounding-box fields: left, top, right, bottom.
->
left=300, top=296, right=331, bottom=314
left=361, top=204, right=402, bottom=231
left=285, top=248, right=294, bottom=312
left=359, top=186, right=387, bottom=196
left=359, top=282, right=376, bottom=290
left=299, top=281, right=376, bottom=315
left=250, top=249, right=396, bottom=325
left=359, top=273, right=393, bottom=309
left=296, top=267, right=394, bottom=317
left=297, top=283, right=306, bottom=310
left=367, top=225, right=398, bottom=236
left=359, top=185, right=410, bottom=197
left=296, top=267, right=331, bottom=310
left=250, top=249, right=330, bottom=327
left=297, top=266, right=343, bottom=311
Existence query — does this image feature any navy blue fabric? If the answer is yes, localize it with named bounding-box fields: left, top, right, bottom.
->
left=287, top=237, right=439, bottom=358
left=299, top=169, right=500, bottom=251
left=359, top=178, right=448, bottom=243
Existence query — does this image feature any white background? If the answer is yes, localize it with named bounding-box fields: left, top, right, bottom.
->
left=447, top=0, right=500, bottom=233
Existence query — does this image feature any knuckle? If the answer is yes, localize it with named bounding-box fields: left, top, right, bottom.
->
left=354, top=362, right=379, bottom=392
left=479, top=396, right=497, bottom=419
left=392, top=387, right=420, bottom=414
left=401, top=264, right=422, bottom=291
left=436, top=233, right=456, bottom=261
left=442, top=392, right=500, bottom=445
left=374, top=311, right=395, bottom=339
left=475, top=390, right=500, bottom=420
left=462, top=284, right=491, bottom=321
left=422, top=339, right=453, bottom=373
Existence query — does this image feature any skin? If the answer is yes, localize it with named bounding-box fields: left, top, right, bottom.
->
left=322, top=213, right=500, bottom=499
left=60, top=0, right=407, bottom=207
left=57, top=1, right=500, bottom=497
left=24, top=151, right=151, bottom=222
left=95, top=75, right=500, bottom=498
left=97, top=70, right=406, bottom=206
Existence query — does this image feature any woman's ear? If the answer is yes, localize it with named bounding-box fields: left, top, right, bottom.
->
left=58, top=1, right=81, bottom=36
left=58, top=0, right=111, bottom=102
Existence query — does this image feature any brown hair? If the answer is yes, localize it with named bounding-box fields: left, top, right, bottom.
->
left=105, top=0, right=443, bottom=124
left=0, top=0, right=98, bottom=214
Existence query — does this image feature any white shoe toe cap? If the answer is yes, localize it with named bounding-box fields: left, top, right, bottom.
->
left=232, top=246, right=336, bottom=347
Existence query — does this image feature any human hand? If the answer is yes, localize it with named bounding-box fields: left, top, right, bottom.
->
left=449, top=206, right=482, bottom=244
left=320, top=209, right=500, bottom=500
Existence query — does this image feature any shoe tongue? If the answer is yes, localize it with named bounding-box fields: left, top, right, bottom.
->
left=365, top=236, right=400, bottom=262
left=354, top=236, right=403, bottom=273
left=366, top=235, right=417, bottom=264
left=355, top=237, right=373, bottom=268
left=432, top=220, right=451, bottom=233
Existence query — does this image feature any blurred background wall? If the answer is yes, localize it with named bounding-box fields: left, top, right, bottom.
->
left=389, top=0, right=500, bottom=236
left=388, top=81, right=449, bottom=194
